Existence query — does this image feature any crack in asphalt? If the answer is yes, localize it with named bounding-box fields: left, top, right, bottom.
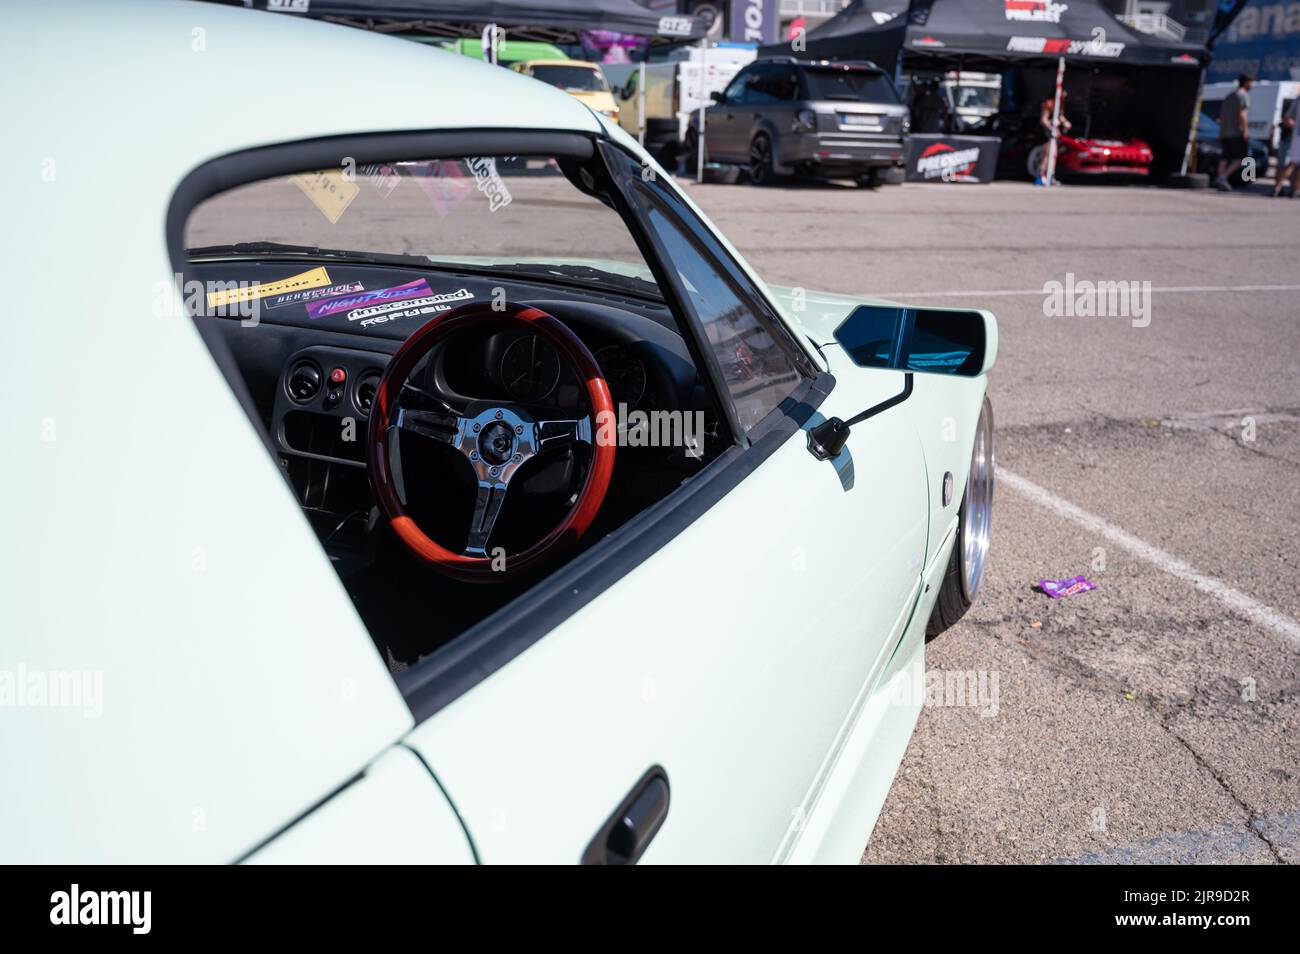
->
left=1010, top=624, right=1287, bottom=864
left=1160, top=724, right=1286, bottom=864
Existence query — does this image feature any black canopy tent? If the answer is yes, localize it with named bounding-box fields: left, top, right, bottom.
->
left=214, top=0, right=705, bottom=43
left=758, top=1, right=907, bottom=74
left=769, top=0, right=1209, bottom=179
left=897, top=0, right=1206, bottom=70
left=899, top=0, right=1208, bottom=179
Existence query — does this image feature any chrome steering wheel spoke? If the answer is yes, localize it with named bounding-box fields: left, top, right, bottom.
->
left=534, top=416, right=593, bottom=453
left=466, top=479, right=509, bottom=558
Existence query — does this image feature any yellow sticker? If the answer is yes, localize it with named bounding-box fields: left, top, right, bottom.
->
left=205, top=266, right=332, bottom=308
left=290, top=169, right=361, bottom=224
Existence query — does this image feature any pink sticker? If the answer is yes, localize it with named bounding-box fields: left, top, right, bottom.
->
left=416, top=160, right=473, bottom=218
left=1038, top=576, right=1097, bottom=599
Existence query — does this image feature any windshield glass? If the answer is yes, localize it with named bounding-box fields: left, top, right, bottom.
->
left=950, top=85, right=999, bottom=111
left=185, top=156, right=659, bottom=299
left=530, top=65, right=608, bottom=92
left=802, top=68, right=898, bottom=104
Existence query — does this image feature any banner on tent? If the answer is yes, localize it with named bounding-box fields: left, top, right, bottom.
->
left=904, top=134, right=1001, bottom=182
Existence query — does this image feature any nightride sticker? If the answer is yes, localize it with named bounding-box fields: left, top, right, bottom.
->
left=306, top=279, right=431, bottom=319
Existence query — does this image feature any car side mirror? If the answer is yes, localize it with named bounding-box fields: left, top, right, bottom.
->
left=807, top=304, right=997, bottom=461
left=710, top=90, right=723, bottom=103
left=832, top=303, right=997, bottom=377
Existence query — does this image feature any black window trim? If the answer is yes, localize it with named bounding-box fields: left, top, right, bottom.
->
left=604, top=145, right=813, bottom=439
left=165, top=127, right=836, bottom=724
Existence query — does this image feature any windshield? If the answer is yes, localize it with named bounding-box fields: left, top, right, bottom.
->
left=949, top=85, right=999, bottom=111
left=530, top=65, right=608, bottom=93
left=185, top=156, right=660, bottom=300
left=802, top=68, right=898, bottom=104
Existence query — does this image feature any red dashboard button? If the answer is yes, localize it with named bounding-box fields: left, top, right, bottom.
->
left=329, top=367, right=347, bottom=385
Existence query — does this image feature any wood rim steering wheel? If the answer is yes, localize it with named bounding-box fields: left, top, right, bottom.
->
left=367, top=302, right=615, bottom=580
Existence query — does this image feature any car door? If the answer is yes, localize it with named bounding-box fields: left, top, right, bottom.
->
left=706, top=69, right=750, bottom=162
left=402, top=146, right=929, bottom=863
left=745, top=64, right=797, bottom=155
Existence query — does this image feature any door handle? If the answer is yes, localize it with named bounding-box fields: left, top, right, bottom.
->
left=581, top=766, right=670, bottom=865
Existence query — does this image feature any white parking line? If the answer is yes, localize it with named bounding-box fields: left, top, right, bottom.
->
left=874, top=284, right=1300, bottom=299
left=998, top=467, right=1300, bottom=650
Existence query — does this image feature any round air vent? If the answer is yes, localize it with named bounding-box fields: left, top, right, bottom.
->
left=354, top=369, right=382, bottom=416
left=286, top=360, right=322, bottom=403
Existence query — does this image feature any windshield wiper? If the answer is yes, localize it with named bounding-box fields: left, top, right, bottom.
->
left=186, top=241, right=432, bottom=268
left=425, top=261, right=662, bottom=300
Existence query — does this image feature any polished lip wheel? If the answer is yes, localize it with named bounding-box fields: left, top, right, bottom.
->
left=960, top=400, right=994, bottom=602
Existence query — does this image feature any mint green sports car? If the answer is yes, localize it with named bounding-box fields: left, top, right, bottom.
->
left=1, top=0, right=994, bottom=864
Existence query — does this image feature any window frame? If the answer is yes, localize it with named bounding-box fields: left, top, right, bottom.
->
left=598, top=140, right=817, bottom=440
left=166, top=127, right=835, bottom=723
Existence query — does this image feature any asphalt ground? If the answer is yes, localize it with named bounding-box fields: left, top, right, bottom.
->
left=675, top=172, right=1300, bottom=864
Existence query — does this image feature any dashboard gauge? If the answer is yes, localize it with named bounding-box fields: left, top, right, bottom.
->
left=501, top=335, right=561, bottom=402
left=595, top=345, right=647, bottom=409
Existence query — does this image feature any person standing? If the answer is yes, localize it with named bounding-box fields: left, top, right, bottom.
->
left=1037, top=90, right=1071, bottom=185
left=1216, top=74, right=1253, bottom=192
left=1272, top=95, right=1299, bottom=198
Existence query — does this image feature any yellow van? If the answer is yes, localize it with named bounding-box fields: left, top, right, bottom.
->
left=511, top=59, right=619, bottom=120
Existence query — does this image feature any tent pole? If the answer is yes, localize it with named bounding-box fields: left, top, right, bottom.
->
left=638, top=60, right=646, bottom=147
left=1045, top=55, right=1065, bottom=186
left=697, top=38, right=707, bottom=184
left=482, top=23, right=500, bottom=65
left=1180, top=65, right=1207, bottom=177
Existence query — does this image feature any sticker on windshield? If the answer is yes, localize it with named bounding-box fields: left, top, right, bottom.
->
left=351, top=288, right=474, bottom=327
left=205, top=266, right=332, bottom=308
left=415, top=160, right=473, bottom=218
left=290, top=169, right=361, bottom=224
left=307, top=278, right=431, bottom=319
left=467, top=157, right=512, bottom=212
left=264, top=281, right=364, bottom=310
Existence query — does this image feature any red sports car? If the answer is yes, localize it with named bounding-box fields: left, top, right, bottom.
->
left=1027, top=135, right=1154, bottom=178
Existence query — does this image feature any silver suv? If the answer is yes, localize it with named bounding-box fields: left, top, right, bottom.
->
left=688, top=58, right=909, bottom=186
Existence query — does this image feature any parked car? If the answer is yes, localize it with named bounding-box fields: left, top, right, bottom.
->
left=511, top=59, right=619, bottom=120
left=604, top=46, right=755, bottom=166
left=996, top=112, right=1154, bottom=181
left=4, top=1, right=997, bottom=864
left=687, top=57, right=909, bottom=186
left=1026, top=134, right=1154, bottom=180
left=1194, top=113, right=1270, bottom=187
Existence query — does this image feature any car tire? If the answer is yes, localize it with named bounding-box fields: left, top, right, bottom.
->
left=683, top=130, right=702, bottom=175
left=1027, top=145, right=1045, bottom=180
left=879, top=166, right=906, bottom=185
left=748, top=133, right=776, bottom=185
left=926, top=395, right=994, bottom=641
left=854, top=169, right=880, bottom=188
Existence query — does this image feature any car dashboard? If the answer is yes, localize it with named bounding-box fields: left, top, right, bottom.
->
left=185, top=256, right=719, bottom=619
